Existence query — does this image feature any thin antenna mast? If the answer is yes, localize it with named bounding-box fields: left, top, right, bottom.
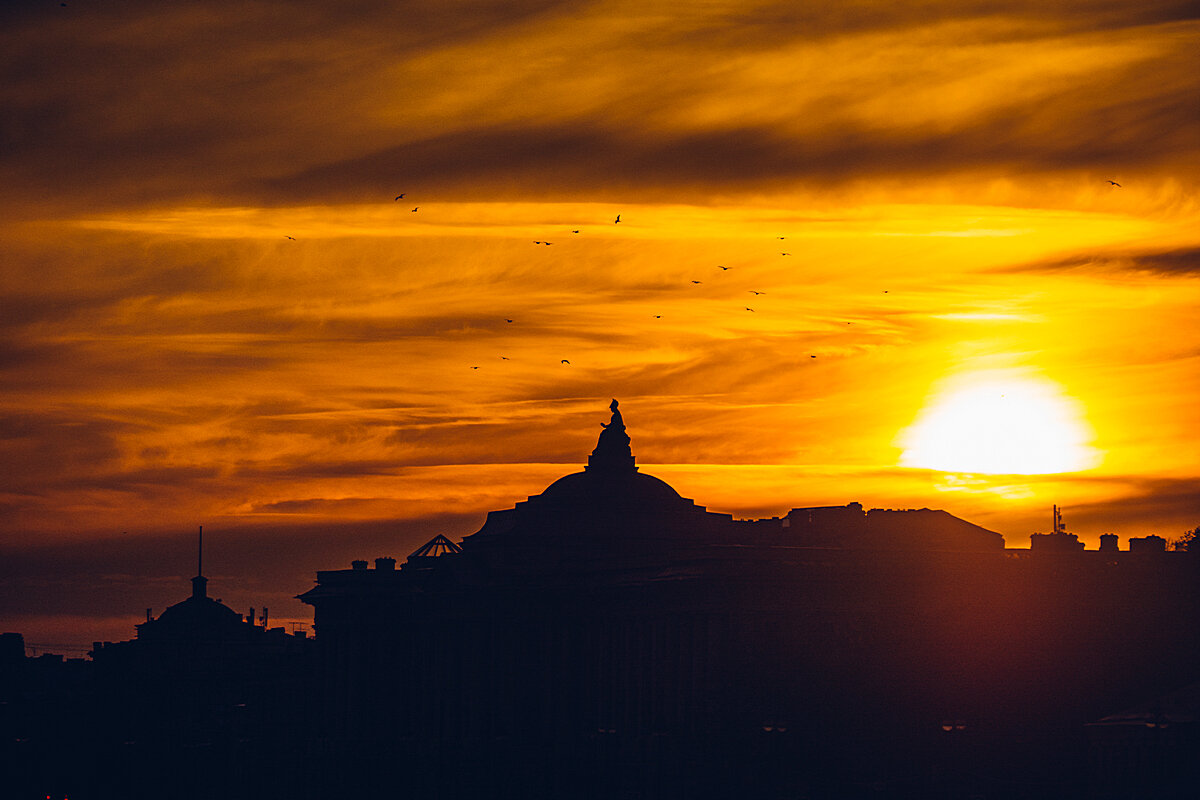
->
left=190, top=525, right=209, bottom=600
left=1052, top=506, right=1065, bottom=535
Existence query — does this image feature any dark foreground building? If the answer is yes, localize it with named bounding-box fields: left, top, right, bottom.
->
left=87, top=573, right=315, bottom=800
left=3, top=571, right=313, bottom=800
left=300, top=401, right=1200, bottom=799
left=6, top=401, right=1196, bottom=799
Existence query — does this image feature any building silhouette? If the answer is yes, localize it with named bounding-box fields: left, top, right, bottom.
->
left=1086, top=679, right=1200, bottom=799
left=298, top=400, right=1200, bottom=799
left=1, top=633, right=93, bottom=800
left=90, top=556, right=314, bottom=800
left=5, top=400, right=1198, bottom=799
left=4, top=548, right=314, bottom=800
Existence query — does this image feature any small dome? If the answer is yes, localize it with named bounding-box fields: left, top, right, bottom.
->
left=137, top=595, right=245, bottom=643
left=151, top=595, right=243, bottom=628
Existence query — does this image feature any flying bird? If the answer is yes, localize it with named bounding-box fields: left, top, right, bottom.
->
left=781, top=252, right=790, bottom=256
left=717, top=265, right=730, bottom=270
left=572, top=230, right=580, bottom=234
left=654, top=315, right=661, bottom=319
left=470, top=366, right=480, bottom=370
left=810, top=355, right=817, bottom=358
left=614, top=214, right=621, bottom=224
left=691, top=280, right=703, bottom=284
left=745, top=307, right=755, bottom=312
left=749, top=290, right=764, bottom=295
left=1107, top=180, right=1121, bottom=187
left=777, top=236, right=786, bottom=240
left=285, top=236, right=295, bottom=240
left=561, top=359, right=571, bottom=365
left=394, top=194, right=405, bottom=200
left=411, top=207, right=419, bottom=212
left=500, top=356, right=509, bottom=360
left=505, top=319, right=513, bottom=323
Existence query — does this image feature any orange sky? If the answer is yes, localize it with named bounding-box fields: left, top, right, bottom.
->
left=1, top=0, right=1198, bottom=651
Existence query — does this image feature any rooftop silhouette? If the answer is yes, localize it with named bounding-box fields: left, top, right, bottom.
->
left=6, top=400, right=1198, bottom=800
left=293, top=400, right=1200, bottom=799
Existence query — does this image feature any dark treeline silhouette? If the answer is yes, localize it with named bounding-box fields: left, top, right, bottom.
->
left=3, top=400, right=1199, bottom=799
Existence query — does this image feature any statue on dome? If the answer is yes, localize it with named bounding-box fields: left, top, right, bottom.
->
left=589, top=399, right=635, bottom=471
left=601, top=398, right=624, bottom=433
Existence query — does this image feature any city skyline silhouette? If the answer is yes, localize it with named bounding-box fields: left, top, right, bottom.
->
left=4, top=394, right=1196, bottom=655
left=5, top=401, right=1198, bottom=799
left=1, top=1, right=1198, bottom=797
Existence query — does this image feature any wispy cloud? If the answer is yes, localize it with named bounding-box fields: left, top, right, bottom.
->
left=1, top=0, right=1197, bottom=650
left=1003, top=244, right=1200, bottom=276
left=2, top=3, right=1196, bottom=215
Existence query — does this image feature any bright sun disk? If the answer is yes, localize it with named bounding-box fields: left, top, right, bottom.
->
left=899, top=373, right=1099, bottom=475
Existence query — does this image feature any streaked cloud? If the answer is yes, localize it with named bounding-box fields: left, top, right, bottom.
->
left=1004, top=244, right=1200, bottom=276
left=2, top=2, right=1196, bottom=215
left=1, top=0, right=1197, bottom=649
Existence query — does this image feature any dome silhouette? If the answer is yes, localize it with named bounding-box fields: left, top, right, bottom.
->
left=536, top=468, right=684, bottom=510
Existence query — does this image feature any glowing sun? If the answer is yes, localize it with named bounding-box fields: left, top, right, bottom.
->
left=899, top=372, right=1099, bottom=475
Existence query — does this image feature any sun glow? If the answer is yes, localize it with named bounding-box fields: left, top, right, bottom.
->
left=899, top=371, right=1099, bottom=475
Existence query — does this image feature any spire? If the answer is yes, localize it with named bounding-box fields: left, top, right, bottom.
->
left=587, top=399, right=637, bottom=473
left=191, top=525, right=207, bottom=599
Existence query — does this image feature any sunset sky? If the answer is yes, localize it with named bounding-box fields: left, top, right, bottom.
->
left=2, top=0, right=1198, bottom=651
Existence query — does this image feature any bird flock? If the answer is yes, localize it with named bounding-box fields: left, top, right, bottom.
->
left=282, top=180, right=1125, bottom=373
left=463, top=203, right=831, bottom=369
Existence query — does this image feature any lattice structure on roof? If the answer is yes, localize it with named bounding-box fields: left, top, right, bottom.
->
left=407, top=534, right=462, bottom=560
